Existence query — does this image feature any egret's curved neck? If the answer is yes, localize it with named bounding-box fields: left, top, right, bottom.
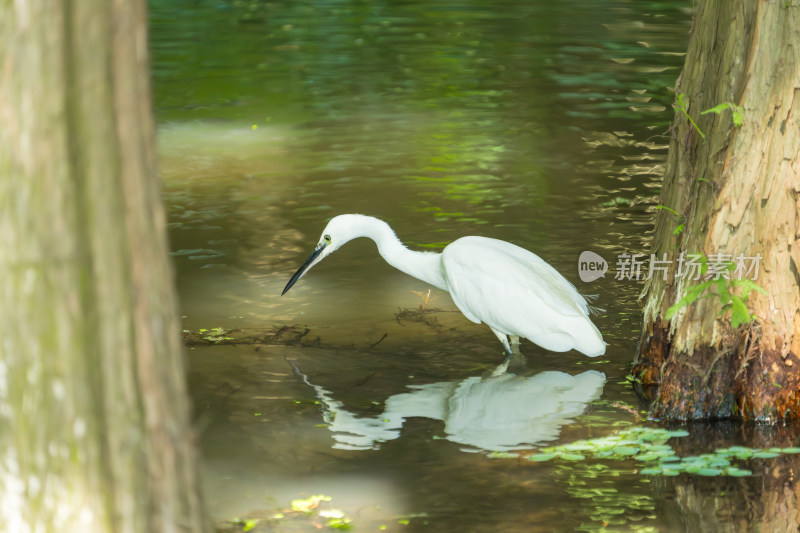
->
left=359, top=218, right=448, bottom=292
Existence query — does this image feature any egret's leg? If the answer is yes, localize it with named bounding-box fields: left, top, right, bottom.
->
left=490, top=329, right=514, bottom=376
left=491, top=329, right=514, bottom=354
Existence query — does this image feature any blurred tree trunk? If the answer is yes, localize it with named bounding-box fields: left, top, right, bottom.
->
left=0, top=1, right=208, bottom=532
left=634, top=0, right=800, bottom=420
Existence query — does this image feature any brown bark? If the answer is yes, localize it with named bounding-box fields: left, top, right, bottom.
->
left=0, top=1, right=208, bottom=532
left=634, top=0, right=800, bottom=420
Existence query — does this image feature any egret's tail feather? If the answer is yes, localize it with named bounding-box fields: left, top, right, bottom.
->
left=580, top=293, right=605, bottom=315
left=587, top=304, right=606, bottom=315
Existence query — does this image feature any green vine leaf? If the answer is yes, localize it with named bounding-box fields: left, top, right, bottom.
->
left=730, top=295, right=750, bottom=328
left=701, top=102, right=744, bottom=127
left=665, top=256, right=765, bottom=328
left=656, top=205, right=681, bottom=217
left=676, top=93, right=706, bottom=138
left=665, top=280, right=715, bottom=319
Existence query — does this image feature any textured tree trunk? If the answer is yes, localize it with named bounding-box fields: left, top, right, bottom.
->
left=0, top=1, right=208, bottom=532
left=634, top=0, right=800, bottom=420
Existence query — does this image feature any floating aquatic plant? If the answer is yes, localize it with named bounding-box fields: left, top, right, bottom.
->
left=183, top=326, right=234, bottom=343
left=291, top=494, right=332, bottom=513
left=226, top=494, right=354, bottom=532
left=230, top=518, right=259, bottom=532
left=526, top=427, right=800, bottom=477
left=319, top=509, right=352, bottom=530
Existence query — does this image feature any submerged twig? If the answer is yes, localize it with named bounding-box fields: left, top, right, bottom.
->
left=368, top=333, right=388, bottom=349
left=394, top=303, right=454, bottom=334
left=182, top=324, right=314, bottom=346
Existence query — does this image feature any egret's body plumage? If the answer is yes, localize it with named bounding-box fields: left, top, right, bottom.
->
left=282, top=214, right=605, bottom=358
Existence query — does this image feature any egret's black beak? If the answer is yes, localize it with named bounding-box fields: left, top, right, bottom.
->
left=282, top=244, right=326, bottom=295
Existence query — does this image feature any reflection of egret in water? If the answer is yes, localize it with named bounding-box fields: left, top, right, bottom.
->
left=290, top=361, right=605, bottom=452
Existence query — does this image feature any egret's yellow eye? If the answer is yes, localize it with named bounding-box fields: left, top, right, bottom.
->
left=323, top=234, right=332, bottom=243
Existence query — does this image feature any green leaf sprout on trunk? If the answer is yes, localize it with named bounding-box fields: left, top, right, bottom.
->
left=701, top=102, right=745, bottom=127
left=665, top=256, right=766, bottom=328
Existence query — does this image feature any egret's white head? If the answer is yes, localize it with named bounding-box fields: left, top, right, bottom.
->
left=281, top=214, right=376, bottom=295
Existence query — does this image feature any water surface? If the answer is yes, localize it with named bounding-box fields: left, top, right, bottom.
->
left=151, top=1, right=800, bottom=531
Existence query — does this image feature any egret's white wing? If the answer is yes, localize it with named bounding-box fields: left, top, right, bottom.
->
left=442, top=236, right=604, bottom=355
left=443, top=236, right=589, bottom=317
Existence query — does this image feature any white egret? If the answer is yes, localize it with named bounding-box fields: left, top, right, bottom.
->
left=282, top=214, right=606, bottom=359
